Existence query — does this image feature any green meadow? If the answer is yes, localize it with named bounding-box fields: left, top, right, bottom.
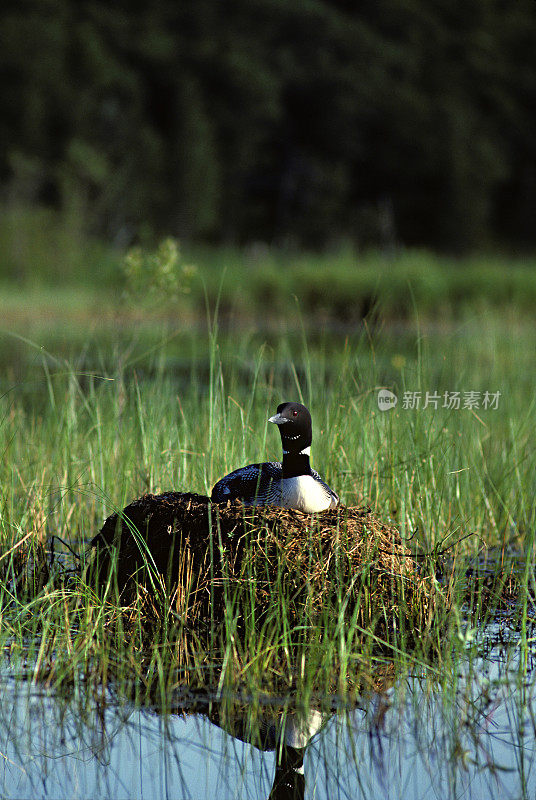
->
left=2, top=2, right=536, bottom=790
left=0, top=231, right=534, bottom=700
left=1, top=232, right=536, bottom=799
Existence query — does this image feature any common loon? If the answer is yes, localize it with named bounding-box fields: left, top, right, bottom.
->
left=210, top=401, right=339, bottom=513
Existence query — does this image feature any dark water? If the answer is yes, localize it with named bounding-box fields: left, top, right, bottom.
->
left=2, top=623, right=535, bottom=800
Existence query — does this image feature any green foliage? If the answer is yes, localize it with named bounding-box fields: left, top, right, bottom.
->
left=0, top=206, right=119, bottom=286
left=121, top=238, right=197, bottom=304
left=1, top=0, right=535, bottom=248
left=0, top=308, right=534, bottom=699
left=0, top=251, right=533, bottom=793
left=1, top=214, right=536, bottom=318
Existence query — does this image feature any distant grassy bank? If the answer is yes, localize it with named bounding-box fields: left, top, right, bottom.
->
left=1, top=207, right=536, bottom=323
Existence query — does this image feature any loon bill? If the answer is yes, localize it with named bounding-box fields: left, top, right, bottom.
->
left=210, top=401, right=338, bottom=513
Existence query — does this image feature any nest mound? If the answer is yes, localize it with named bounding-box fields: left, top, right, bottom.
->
left=88, top=492, right=439, bottom=636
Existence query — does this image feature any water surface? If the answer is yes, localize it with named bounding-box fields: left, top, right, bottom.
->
left=2, top=621, right=534, bottom=800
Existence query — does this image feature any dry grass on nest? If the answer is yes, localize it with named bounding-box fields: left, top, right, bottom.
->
left=88, top=492, right=443, bottom=639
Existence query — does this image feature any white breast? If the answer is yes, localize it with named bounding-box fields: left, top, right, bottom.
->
left=280, top=475, right=336, bottom=513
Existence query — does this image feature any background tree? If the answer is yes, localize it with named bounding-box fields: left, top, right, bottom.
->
left=1, top=0, right=535, bottom=251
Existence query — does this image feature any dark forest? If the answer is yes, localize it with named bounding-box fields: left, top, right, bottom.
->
left=2, top=0, right=536, bottom=251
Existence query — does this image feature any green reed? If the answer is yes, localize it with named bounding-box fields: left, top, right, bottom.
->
left=0, top=300, right=534, bottom=701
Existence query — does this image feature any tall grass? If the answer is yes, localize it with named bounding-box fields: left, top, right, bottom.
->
left=0, top=304, right=534, bottom=704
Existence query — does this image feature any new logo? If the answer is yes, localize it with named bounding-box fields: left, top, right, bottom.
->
left=377, top=389, right=398, bottom=411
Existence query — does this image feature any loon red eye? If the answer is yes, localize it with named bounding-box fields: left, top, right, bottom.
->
left=292, top=409, right=298, bottom=416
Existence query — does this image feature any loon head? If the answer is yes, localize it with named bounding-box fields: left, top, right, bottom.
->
left=268, top=401, right=312, bottom=455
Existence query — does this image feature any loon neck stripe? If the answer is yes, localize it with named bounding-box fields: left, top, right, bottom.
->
left=283, top=446, right=310, bottom=456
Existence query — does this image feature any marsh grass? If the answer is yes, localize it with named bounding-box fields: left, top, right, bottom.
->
left=83, top=493, right=447, bottom=693
left=3, top=209, right=536, bottom=320
left=0, top=301, right=534, bottom=709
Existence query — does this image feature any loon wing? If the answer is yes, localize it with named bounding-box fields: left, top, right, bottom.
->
left=311, top=468, right=339, bottom=506
left=211, top=462, right=282, bottom=504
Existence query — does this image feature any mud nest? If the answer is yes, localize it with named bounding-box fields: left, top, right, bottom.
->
left=88, top=492, right=441, bottom=636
